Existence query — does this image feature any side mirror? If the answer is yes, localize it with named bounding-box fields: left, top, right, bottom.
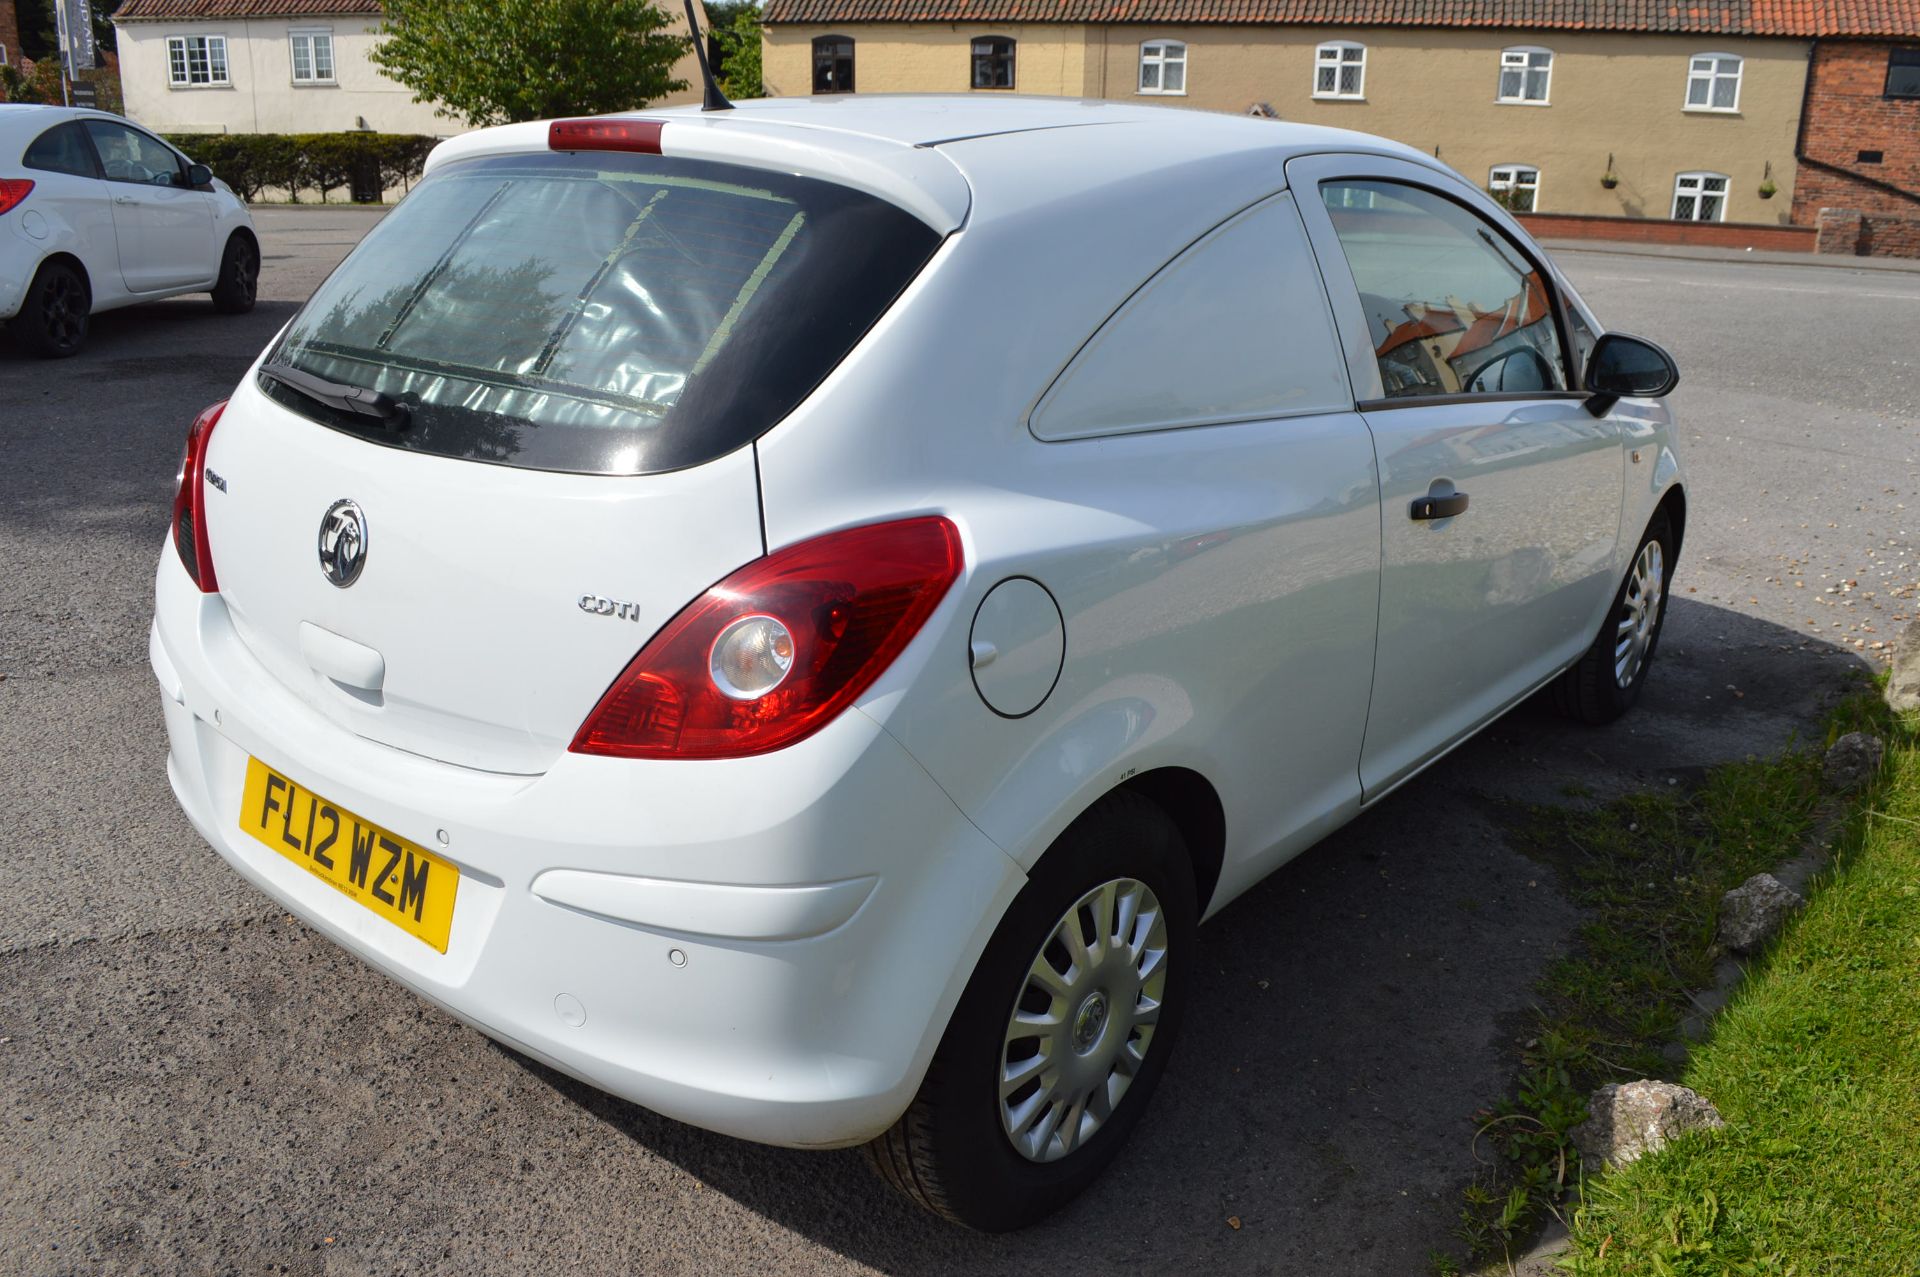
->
left=1583, top=332, right=1678, bottom=415
left=186, top=163, right=213, bottom=189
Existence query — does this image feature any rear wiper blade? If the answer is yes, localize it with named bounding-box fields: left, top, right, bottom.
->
left=259, top=361, right=408, bottom=428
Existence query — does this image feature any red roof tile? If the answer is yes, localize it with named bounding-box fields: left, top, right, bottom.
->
left=759, top=0, right=1920, bottom=37
left=113, top=0, right=382, bottom=20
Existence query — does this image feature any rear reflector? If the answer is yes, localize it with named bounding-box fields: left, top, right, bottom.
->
left=173, top=401, right=226, bottom=593
left=548, top=118, right=664, bottom=155
left=0, top=179, right=33, bottom=216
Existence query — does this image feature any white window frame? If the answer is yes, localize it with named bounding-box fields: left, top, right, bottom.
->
left=1489, top=164, right=1541, bottom=212
left=1684, top=52, right=1742, bottom=112
left=166, top=34, right=231, bottom=87
left=1671, top=171, right=1730, bottom=222
left=1313, top=41, right=1366, bottom=100
left=1496, top=46, right=1553, bottom=104
left=289, top=29, right=336, bottom=86
left=1138, top=40, right=1187, bottom=96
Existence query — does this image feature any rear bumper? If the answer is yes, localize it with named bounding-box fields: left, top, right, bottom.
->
left=0, top=238, right=32, bottom=321
left=151, top=549, right=1025, bottom=1148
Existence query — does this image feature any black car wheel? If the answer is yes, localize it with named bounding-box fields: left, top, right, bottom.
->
left=866, top=789, right=1197, bottom=1231
left=8, top=260, right=90, bottom=358
left=1552, top=509, right=1676, bottom=723
left=211, top=232, right=259, bottom=314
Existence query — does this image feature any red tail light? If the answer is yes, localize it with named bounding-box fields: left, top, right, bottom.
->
left=572, top=517, right=965, bottom=760
left=172, top=401, right=226, bottom=592
left=0, top=179, right=33, bottom=216
left=549, top=118, right=663, bottom=155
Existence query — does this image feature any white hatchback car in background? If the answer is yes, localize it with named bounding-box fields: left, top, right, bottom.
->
left=1, top=105, right=258, bottom=357
left=151, top=97, right=1686, bottom=1231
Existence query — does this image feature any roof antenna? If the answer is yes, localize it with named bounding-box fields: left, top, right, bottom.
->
left=681, top=0, right=735, bottom=112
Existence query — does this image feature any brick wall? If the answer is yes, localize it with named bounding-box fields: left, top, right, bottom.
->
left=1791, top=39, right=1920, bottom=226
left=0, top=0, right=23, bottom=67
left=1817, top=207, right=1920, bottom=258
left=1514, top=211, right=1816, bottom=252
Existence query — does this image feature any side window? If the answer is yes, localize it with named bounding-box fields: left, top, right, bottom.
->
left=812, top=35, right=854, bottom=94
left=83, top=121, right=186, bottom=187
left=1031, top=193, right=1351, bottom=441
left=24, top=123, right=101, bottom=179
left=1320, top=180, right=1568, bottom=400
left=1564, top=294, right=1600, bottom=377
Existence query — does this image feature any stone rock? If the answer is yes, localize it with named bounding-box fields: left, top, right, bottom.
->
left=1572, top=1080, right=1725, bottom=1171
left=1718, top=872, right=1805, bottom=954
left=1891, top=621, right=1920, bottom=713
left=1823, top=731, right=1886, bottom=793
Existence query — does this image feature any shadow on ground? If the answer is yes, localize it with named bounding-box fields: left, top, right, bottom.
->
left=487, top=597, right=1867, bottom=1274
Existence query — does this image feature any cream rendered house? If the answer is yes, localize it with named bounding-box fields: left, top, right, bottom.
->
left=759, top=0, right=1846, bottom=226
left=112, top=0, right=701, bottom=137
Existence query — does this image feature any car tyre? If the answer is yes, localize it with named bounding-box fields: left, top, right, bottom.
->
left=210, top=233, right=259, bottom=314
left=8, top=260, right=90, bottom=358
left=1552, top=509, right=1675, bottom=724
left=865, top=788, right=1197, bottom=1231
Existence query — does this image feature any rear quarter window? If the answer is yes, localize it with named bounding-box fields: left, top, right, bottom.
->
left=23, top=122, right=99, bottom=178
left=264, top=151, right=942, bottom=475
left=1029, top=192, right=1351, bottom=441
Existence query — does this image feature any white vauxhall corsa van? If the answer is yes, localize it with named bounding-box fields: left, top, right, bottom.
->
left=151, top=96, right=1685, bottom=1230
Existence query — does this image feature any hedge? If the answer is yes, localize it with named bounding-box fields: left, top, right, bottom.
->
left=160, top=133, right=440, bottom=205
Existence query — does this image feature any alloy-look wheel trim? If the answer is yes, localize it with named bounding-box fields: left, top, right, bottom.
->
left=1613, top=539, right=1665, bottom=689
left=998, top=877, right=1169, bottom=1164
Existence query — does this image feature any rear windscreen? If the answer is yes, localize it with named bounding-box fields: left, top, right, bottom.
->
left=262, top=150, right=944, bottom=475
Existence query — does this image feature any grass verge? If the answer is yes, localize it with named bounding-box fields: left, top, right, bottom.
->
left=1559, top=698, right=1919, bottom=1275
left=1443, top=688, right=1907, bottom=1271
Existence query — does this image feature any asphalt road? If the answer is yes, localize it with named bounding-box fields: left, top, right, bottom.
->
left=1, top=207, right=1915, bottom=1276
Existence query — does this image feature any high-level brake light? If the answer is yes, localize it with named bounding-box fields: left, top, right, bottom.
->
left=548, top=119, right=664, bottom=155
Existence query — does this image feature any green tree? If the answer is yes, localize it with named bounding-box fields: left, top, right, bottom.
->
left=712, top=7, right=764, bottom=99
left=372, top=0, right=689, bottom=128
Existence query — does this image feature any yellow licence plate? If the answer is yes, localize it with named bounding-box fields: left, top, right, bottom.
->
left=239, top=757, right=459, bottom=953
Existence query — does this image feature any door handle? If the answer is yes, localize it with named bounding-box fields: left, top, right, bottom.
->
left=1410, top=491, right=1469, bottom=520
left=113, top=195, right=136, bottom=206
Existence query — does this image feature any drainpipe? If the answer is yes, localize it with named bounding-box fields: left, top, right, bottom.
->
left=245, top=18, right=259, bottom=134
left=1793, top=36, right=1814, bottom=166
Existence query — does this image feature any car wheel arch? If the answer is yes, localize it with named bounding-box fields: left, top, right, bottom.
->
left=36, top=252, right=92, bottom=306
left=1654, top=483, right=1686, bottom=565
left=1020, top=765, right=1226, bottom=921
left=1119, top=767, right=1225, bottom=917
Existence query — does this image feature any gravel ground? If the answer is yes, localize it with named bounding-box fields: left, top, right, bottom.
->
left=0, top=207, right=1914, bottom=1276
